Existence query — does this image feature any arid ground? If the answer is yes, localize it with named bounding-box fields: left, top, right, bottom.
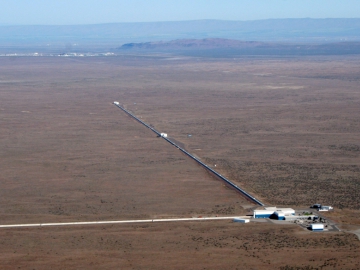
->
left=0, top=55, right=359, bottom=269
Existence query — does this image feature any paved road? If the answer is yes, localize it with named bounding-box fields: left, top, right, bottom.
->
left=113, top=102, right=264, bottom=206
left=0, top=216, right=248, bottom=229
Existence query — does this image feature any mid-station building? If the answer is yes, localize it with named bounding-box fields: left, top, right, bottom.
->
left=253, top=207, right=295, bottom=220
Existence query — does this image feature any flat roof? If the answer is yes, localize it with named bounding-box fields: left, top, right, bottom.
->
left=263, top=207, right=294, bottom=211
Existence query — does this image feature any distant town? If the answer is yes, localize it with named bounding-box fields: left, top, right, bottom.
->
left=0, top=52, right=116, bottom=57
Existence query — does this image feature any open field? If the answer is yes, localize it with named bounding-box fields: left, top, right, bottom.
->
left=0, top=57, right=252, bottom=226
left=0, top=55, right=359, bottom=268
left=108, top=55, right=360, bottom=210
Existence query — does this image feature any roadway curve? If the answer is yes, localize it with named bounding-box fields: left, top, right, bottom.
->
left=113, top=102, right=264, bottom=206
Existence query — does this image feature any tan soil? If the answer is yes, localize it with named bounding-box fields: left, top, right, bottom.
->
left=0, top=55, right=359, bottom=269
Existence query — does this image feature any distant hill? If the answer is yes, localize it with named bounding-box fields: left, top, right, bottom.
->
left=118, top=38, right=360, bottom=57
left=1, top=18, right=360, bottom=52
left=119, top=39, right=268, bottom=49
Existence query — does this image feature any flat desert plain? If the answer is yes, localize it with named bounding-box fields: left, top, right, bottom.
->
left=0, top=55, right=359, bottom=269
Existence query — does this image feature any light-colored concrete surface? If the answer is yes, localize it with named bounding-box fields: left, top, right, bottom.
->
left=0, top=216, right=249, bottom=229
left=251, top=218, right=270, bottom=223
left=352, top=229, right=360, bottom=240
left=268, top=220, right=296, bottom=225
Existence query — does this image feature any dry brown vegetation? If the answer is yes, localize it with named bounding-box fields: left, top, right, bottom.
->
left=118, top=55, right=360, bottom=211
left=0, top=55, right=359, bottom=269
left=0, top=222, right=359, bottom=270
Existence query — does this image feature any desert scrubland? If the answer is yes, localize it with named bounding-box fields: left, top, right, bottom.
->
left=0, top=55, right=359, bottom=269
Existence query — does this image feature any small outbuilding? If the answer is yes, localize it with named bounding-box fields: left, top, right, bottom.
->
left=233, top=218, right=250, bottom=223
left=310, top=224, right=324, bottom=231
left=319, top=206, right=333, bottom=211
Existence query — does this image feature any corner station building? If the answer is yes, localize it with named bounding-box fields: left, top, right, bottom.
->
left=253, top=207, right=295, bottom=220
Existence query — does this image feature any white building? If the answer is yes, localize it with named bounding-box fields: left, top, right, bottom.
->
left=274, top=208, right=295, bottom=216
left=253, top=207, right=295, bottom=219
left=233, top=218, right=250, bottom=223
left=253, top=210, right=274, bottom=219
left=310, top=224, right=324, bottom=231
left=319, top=206, right=333, bottom=211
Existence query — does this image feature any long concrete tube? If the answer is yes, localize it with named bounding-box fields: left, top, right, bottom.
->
left=113, top=102, right=264, bottom=206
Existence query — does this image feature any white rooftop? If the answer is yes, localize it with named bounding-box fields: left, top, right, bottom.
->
left=264, top=207, right=294, bottom=212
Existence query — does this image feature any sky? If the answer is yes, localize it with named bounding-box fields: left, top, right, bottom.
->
left=1, top=0, right=359, bottom=25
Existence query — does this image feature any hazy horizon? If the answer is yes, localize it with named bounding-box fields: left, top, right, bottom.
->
left=1, top=0, right=360, bottom=25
